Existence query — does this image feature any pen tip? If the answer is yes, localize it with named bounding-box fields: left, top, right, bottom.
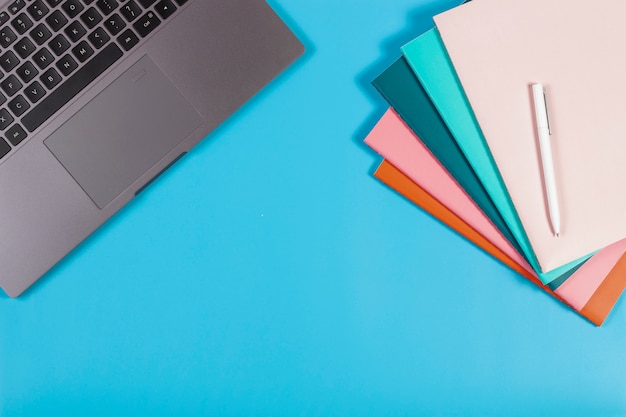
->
left=555, top=232, right=560, bottom=238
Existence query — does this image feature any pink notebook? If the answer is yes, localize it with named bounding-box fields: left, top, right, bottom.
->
left=365, top=109, right=532, bottom=275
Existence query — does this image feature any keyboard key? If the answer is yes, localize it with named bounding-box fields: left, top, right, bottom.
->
left=0, top=108, right=13, bottom=130
left=27, top=0, right=49, bottom=21
left=173, top=0, right=188, bottom=5
left=32, top=47, right=53, bottom=69
left=138, top=0, right=156, bottom=7
left=0, top=138, right=10, bottom=159
left=155, top=0, right=176, bottom=19
left=0, top=50, right=20, bottom=72
left=87, top=27, right=109, bottom=49
left=65, top=20, right=86, bottom=42
left=8, top=95, right=29, bottom=117
left=0, top=92, right=7, bottom=106
left=16, top=61, right=38, bottom=83
left=133, top=11, right=159, bottom=37
left=40, top=67, right=61, bottom=89
left=96, top=0, right=118, bottom=16
left=116, top=28, right=137, bottom=51
left=72, top=40, right=93, bottom=62
left=46, top=10, right=68, bottom=32
left=1, top=74, right=22, bottom=96
left=62, top=0, right=84, bottom=18
left=0, top=12, right=10, bottom=26
left=30, top=23, right=52, bottom=45
left=22, top=44, right=123, bottom=132
left=120, top=0, right=141, bottom=22
left=8, top=0, right=27, bottom=15
left=6, top=123, right=27, bottom=146
left=24, top=81, right=45, bottom=103
left=104, top=13, right=125, bottom=35
left=80, top=7, right=102, bottom=29
left=14, top=37, right=36, bottom=59
left=56, top=53, right=77, bottom=75
left=49, top=34, right=70, bottom=55
left=0, top=27, right=17, bottom=48
left=11, top=12, right=33, bottom=34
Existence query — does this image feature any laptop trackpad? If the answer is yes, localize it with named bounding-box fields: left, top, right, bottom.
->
left=45, top=55, right=203, bottom=209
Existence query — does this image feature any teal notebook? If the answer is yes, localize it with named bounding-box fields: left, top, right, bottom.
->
left=372, top=58, right=520, bottom=258
left=400, top=30, right=592, bottom=284
left=372, top=57, right=584, bottom=285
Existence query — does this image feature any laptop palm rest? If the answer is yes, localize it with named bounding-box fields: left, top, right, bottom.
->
left=45, top=55, right=203, bottom=209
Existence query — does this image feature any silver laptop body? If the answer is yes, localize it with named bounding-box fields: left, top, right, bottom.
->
left=0, top=0, right=304, bottom=296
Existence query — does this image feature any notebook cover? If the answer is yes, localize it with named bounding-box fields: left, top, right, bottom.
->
left=435, top=0, right=626, bottom=272
left=365, top=109, right=532, bottom=274
left=373, top=159, right=626, bottom=326
left=370, top=58, right=520, bottom=255
left=366, top=108, right=626, bottom=314
left=400, top=29, right=592, bottom=289
left=371, top=57, right=583, bottom=285
left=580, top=257, right=626, bottom=326
left=373, top=160, right=546, bottom=291
left=401, top=29, right=541, bottom=277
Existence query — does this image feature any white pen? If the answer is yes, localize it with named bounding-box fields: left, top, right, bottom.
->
left=531, top=83, right=560, bottom=237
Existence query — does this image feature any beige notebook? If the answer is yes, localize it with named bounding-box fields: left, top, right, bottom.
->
left=435, top=0, right=626, bottom=273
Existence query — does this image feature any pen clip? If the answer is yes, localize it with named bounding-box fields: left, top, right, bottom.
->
left=542, top=88, right=552, bottom=135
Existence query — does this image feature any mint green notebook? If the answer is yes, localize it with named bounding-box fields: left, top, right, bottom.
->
left=401, top=29, right=592, bottom=284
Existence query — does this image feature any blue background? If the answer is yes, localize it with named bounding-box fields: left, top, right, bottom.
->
left=2, top=0, right=626, bottom=415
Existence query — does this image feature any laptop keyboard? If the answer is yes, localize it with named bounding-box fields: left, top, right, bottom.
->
left=0, top=0, right=188, bottom=161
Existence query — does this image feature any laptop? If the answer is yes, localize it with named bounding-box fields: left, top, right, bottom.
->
left=0, top=0, right=304, bottom=297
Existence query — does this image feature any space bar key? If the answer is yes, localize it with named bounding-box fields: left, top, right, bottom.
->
left=22, top=43, right=124, bottom=133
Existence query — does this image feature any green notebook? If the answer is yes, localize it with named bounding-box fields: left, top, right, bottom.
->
left=372, top=57, right=585, bottom=285
left=400, top=30, right=592, bottom=284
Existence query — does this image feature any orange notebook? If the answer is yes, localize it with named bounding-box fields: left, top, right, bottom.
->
left=374, top=160, right=626, bottom=326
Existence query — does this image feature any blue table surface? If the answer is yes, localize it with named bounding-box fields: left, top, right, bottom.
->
left=2, top=1, right=626, bottom=415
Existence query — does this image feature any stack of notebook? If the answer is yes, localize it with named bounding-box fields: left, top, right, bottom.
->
left=363, top=0, right=626, bottom=325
